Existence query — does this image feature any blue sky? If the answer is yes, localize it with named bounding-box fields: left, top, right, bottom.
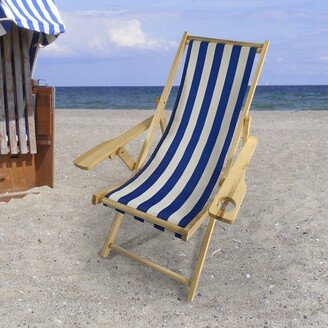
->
left=35, top=0, right=328, bottom=86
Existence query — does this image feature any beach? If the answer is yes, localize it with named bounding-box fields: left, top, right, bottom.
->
left=1, top=109, right=327, bottom=327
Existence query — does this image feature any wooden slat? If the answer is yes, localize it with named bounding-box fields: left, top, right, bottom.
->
left=0, top=41, right=8, bottom=154
left=155, top=96, right=168, bottom=134
left=100, top=212, right=124, bottom=258
left=117, top=147, right=136, bottom=170
left=20, top=29, right=37, bottom=154
left=34, top=87, right=55, bottom=188
left=183, top=207, right=209, bottom=241
left=101, top=197, right=188, bottom=236
left=3, top=32, right=18, bottom=154
left=187, top=217, right=216, bottom=302
left=243, top=115, right=251, bottom=145
left=35, top=91, right=52, bottom=136
left=111, top=244, right=191, bottom=286
left=160, top=116, right=167, bottom=134
left=241, top=40, right=270, bottom=119
left=92, top=179, right=128, bottom=205
left=12, top=25, right=28, bottom=154
left=187, top=35, right=264, bottom=52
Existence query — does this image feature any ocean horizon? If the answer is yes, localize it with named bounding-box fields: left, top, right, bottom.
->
left=55, top=85, right=328, bottom=111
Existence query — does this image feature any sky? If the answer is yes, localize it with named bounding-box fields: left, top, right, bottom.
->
left=34, top=0, right=328, bottom=86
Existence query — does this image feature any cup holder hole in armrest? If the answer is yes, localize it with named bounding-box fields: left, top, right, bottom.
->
left=217, top=197, right=236, bottom=213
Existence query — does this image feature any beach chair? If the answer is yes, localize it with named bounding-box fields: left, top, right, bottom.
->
left=0, top=0, right=65, bottom=198
left=74, top=32, right=269, bottom=301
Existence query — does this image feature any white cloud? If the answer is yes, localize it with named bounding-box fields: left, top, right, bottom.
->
left=318, top=56, right=328, bottom=63
left=109, top=20, right=146, bottom=47
left=41, top=10, right=177, bottom=58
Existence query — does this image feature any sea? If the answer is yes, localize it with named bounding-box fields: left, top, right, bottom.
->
left=55, top=85, right=328, bottom=111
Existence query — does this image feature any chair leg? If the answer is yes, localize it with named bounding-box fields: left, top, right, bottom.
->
left=100, top=212, right=124, bottom=258
left=187, top=218, right=216, bottom=302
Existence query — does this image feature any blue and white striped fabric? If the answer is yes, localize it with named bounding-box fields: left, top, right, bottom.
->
left=107, top=40, right=256, bottom=234
left=0, top=0, right=65, bottom=44
left=0, top=0, right=65, bottom=74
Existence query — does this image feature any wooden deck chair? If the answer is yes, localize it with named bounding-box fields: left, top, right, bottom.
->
left=74, top=32, right=269, bottom=301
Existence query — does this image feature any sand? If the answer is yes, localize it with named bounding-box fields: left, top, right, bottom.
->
left=0, top=110, right=327, bottom=327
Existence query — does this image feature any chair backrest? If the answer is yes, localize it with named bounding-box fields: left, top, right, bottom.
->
left=110, top=38, right=259, bottom=225
left=0, top=25, right=36, bottom=155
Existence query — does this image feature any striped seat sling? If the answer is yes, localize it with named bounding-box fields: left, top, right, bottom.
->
left=106, top=40, right=256, bottom=235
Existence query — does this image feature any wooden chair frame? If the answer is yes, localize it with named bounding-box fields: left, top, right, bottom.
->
left=74, top=32, right=269, bottom=301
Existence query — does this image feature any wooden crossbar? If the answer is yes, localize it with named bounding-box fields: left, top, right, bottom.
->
left=111, top=244, right=191, bottom=286
left=102, top=197, right=188, bottom=236
left=0, top=26, right=36, bottom=155
left=100, top=211, right=216, bottom=302
left=187, top=35, right=264, bottom=53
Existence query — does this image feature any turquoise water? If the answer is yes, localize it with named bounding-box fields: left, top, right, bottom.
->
left=55, top=85, right=328, bottom=111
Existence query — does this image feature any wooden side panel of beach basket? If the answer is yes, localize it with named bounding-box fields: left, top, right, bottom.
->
left=0, top=25, right=55, bottom=198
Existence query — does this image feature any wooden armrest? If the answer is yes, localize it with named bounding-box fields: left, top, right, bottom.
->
left=74, top=115, right=153, bottom=170
left=209, top=136, right=258, bottom=224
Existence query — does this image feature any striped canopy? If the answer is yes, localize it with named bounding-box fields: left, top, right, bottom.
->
left=0, top=0, right=65, bottom=74
left=106, top=40, right=256, bottom=237
left=0, top=0, right=65, bottom=44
